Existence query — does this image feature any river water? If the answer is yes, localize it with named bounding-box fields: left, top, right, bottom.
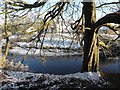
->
left=7, top=54, right=120, bottom=75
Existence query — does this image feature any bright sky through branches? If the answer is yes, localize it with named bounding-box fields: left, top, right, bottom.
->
left=24, top=0, right=119, bottom=3
left=0, top=0, right=120, bottom=24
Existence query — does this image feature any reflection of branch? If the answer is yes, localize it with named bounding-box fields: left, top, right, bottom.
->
left=96, top=2, right=120, bottom=8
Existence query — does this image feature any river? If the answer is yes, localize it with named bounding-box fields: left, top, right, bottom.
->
left=7, top=54, right=120, bottom=75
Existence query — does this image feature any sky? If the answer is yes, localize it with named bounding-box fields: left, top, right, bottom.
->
left=0, top=0, right=120, bottom=24
left=25, top=0, right=120, bottom=20
left=24, top=0, right=119, bottom=3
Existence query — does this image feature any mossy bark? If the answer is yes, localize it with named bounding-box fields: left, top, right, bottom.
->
left=1, top=0, right=9, bottom=67
left=81, top=0, right=99, bottom=72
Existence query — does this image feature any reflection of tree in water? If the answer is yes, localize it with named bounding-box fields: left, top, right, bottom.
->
left=100, top=58, right=119, bottom=67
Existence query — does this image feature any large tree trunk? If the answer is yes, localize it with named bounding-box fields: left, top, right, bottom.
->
left=81, top=0, right=99, bottom=72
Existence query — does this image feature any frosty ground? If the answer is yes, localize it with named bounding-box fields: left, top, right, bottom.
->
left=0, top=70, right=110, bottom=90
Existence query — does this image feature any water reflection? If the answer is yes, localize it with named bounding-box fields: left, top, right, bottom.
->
left=100, top=58, right=120, bottom=73
left=8, top=55, right=120, bottom=74
left=8, top=55, right=83, bottom=75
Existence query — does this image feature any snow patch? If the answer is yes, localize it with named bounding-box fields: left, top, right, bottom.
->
left=0, top=70, right=107, bottom=89
left=9, top=46, right=81, bottom=56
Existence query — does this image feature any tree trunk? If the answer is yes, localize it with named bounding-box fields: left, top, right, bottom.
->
left=1, top=0, right=9, bottom=67
left=81, top=0, right=99, bottom=72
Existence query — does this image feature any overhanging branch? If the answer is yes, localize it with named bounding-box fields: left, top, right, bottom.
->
left=8, top=1, right=48, bottom=10
left=96, top=2, right=120, bottom=8
left=93, top=11, right=120, bottom=29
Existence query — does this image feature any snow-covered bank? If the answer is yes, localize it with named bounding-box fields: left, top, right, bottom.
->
left=8, top=38, right=81, bottom=56
left=9, top=47, right=81, bottom=56
left=4, top=32, right=81, bottom=56
left=0, top=70, right=108, bottom=89
left=100, top=43, right=120, bottom=58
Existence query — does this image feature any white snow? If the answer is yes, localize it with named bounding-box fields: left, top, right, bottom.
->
left=1, top=33, right=82, bottom=56
left=100, top=34, right=119, bottom=40
left=1, top=39, right=6, bottom=44
left=0, top=70, right=107, bottom=89
left=15, top=39, right=80, bottom=49
left=9, top=35, right=19, bottom=40
left=8, top=36, right=81, bottom=56
left=0, top=70, right=101, bottom=82
left=65, top=72, right=101, bottom=83
left=9, top=47, right=81, bottom=56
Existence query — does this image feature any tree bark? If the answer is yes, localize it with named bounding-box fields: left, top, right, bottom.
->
left=81, top=0, right=99, bottom=72
left=1, top=0, right=9, bottom=67
left=93, top=12, right=120, bottom=29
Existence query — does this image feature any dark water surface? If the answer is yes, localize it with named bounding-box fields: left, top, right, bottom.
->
left=8, top=55, right=120, bottom=74
left=100, top=58, right=120, bottom=73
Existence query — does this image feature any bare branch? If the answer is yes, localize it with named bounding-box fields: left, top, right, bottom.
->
left=96, top=2, right=120, bottom=8
left=8, top=1, right=48, bottom=11
left=94, top=11, right=120, bottom=29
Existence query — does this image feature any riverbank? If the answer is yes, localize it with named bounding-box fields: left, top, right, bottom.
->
left=100, top=43, right=120, bottom=59
left=102, top=73, right=120, bottom=89
left=0, top=70, right=111, bottom=90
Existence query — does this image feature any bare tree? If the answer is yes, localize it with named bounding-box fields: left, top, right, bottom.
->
left=1, top=0, right=120, bottom=72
